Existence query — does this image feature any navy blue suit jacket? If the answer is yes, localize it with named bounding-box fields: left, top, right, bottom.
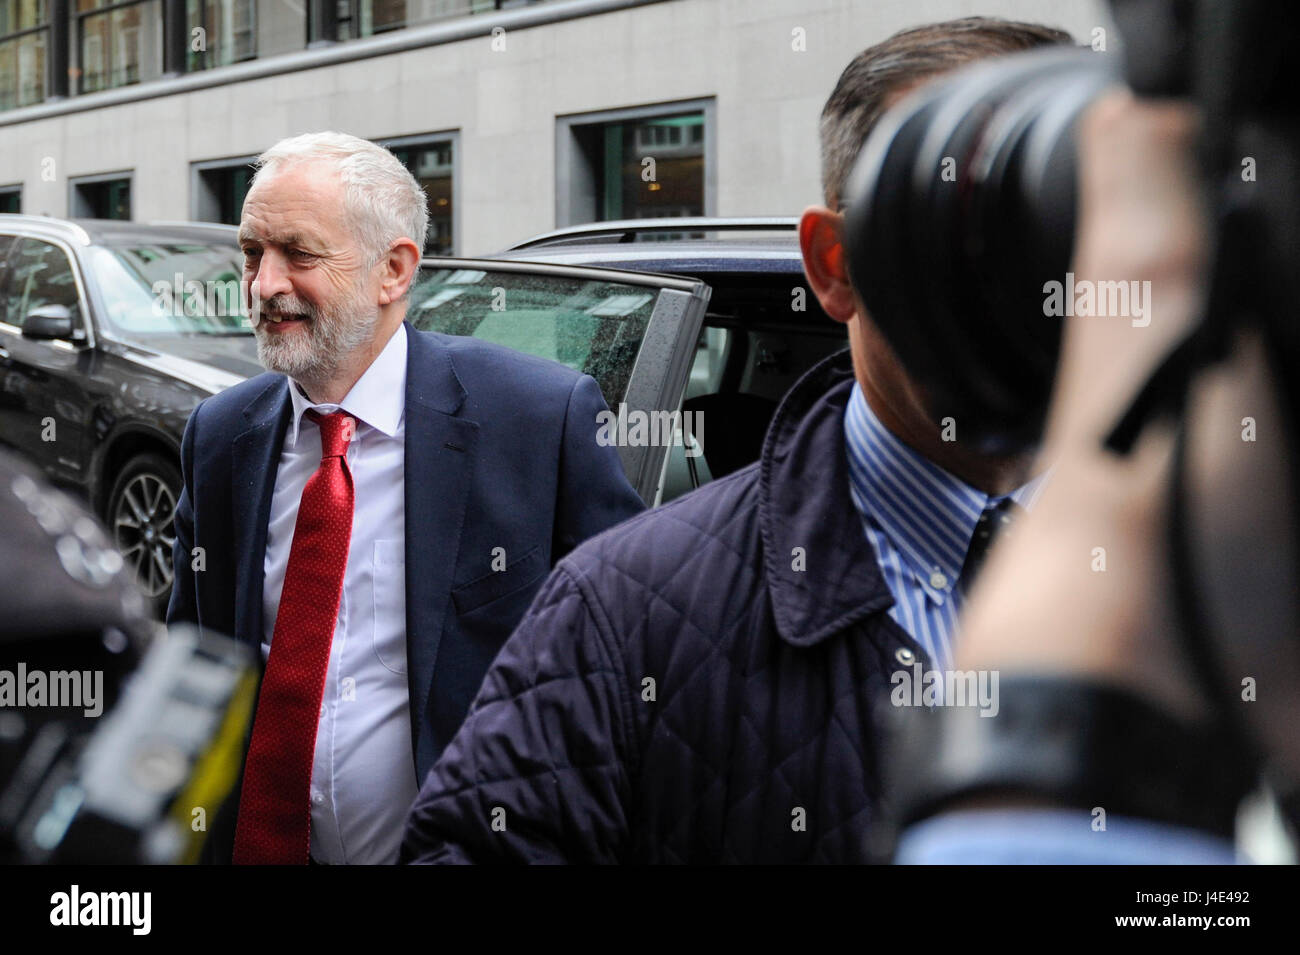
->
left=167, top=322, right=644, bottom=844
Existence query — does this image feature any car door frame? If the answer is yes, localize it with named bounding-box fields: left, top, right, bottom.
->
left=415, top=256, right=710, bottom=503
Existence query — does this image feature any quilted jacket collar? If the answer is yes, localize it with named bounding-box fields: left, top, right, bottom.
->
left=759, top=348, right=894, bottom=646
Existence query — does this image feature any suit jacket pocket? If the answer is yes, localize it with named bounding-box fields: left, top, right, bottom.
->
left=450, top=544, right=548, bottom=617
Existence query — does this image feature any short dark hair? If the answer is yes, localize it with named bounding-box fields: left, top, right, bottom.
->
left=819, top=17, right=1073, bottom=207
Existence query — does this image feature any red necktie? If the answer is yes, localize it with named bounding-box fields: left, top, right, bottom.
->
left=233, top=410, right=356, bottom=865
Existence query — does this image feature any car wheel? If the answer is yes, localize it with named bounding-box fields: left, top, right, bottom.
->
left=107, top=452, right=181, bottom=617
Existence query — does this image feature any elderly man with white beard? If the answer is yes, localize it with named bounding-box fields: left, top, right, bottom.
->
left=167, top=131, right=644, bottom=865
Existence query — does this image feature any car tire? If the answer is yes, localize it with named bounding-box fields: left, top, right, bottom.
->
left=106, top=452, right=182, bottom=618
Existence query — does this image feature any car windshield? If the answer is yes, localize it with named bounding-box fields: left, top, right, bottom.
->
left=407, top=265, right=659, bottom=404
left=87, top=239, right=250, bottom=336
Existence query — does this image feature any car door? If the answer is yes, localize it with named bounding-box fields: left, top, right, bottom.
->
left=0, top=235, right=96, bottom=489
left=408, top=258, right=710, bottom=503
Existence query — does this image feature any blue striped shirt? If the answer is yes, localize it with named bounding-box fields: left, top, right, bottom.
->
left=843, top=382, right=1048, bottom=671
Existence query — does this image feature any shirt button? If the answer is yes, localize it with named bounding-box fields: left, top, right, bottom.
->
left=311, top=791, right=324, bottom=806
left=895, top=647, right=916, bottom=666
left=929, top=570, right=949, bottom=590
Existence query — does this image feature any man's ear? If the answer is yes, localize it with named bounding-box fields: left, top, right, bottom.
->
left=378, top=238, right=422, bottom=306
left=798, top=206, right=857, bottom=324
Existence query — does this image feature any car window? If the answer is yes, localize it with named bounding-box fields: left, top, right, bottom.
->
left=85, top=242, right=247, bottom=337
left=408, top=264, right=658, bottom=406
left=657, top=274, right=848, bottom=503
left=3, top=238, right=82, bottom=330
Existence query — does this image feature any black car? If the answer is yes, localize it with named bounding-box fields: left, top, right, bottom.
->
left=0, top=215, right=256, bottom=612
left=0, top=214, right=843, bottom=613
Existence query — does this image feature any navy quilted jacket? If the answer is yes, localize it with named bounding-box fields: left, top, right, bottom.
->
left=400, top=349, right=930, bottom=863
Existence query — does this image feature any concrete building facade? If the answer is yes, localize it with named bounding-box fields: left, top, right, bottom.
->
left=1, top=0, right=1109, bottom=255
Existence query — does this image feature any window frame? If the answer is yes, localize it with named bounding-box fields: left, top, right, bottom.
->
left=68, top=168, right=133, bottom=219
left=189, top=153, right=258, bottom=224
left=379, top=129, right=460, bottom=256
left=555, top=97, right=716, bottom=229
left=74, top=0, right=161, bottom=94
left=0, top=2, right=50, bottom=111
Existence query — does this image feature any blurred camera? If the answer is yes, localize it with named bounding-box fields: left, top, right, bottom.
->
left=846, top=0, right=1300, bottom=836
left=2, top=625, right=256, bottom=864
left=841, top=46, right=1114, bottom=452
left=842, top=0, right=1298, bottom=453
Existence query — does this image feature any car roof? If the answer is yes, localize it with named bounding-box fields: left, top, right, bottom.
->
left=509, top=216, right=797, bottom=247
left=497, top=217, right=803, bottom=276
left=495, top=239, right=803, bottom=275
left=0, top=214, right=238, bottom=247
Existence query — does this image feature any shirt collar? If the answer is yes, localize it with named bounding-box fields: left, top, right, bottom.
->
left=286, top=323, right=407, bottom=447
left=843, top=381, right=1049, bottom=600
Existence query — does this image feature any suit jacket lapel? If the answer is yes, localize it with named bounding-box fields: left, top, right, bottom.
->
left=232, top=376, right=291, bottom=648
left=402, top=323, right=478, bottom=772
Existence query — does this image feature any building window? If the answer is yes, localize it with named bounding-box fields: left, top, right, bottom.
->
left=0, top=0, right=48, bottom=111
left=75, top=0, right=163, bottom=93
left=194, top=138, right=455, bottom=253
left=70, top=172, right=131, bottom=218
left=333, top=0, right=536, bottom=41
left=382, top=133, right=456, bottom=255
left=557, top=100, right=713, bottom=227
left=191, top=156, right=255, bottom=224
left=0, top=185, right=19, bottom=211
left=186, top=0, right=256, bottom=70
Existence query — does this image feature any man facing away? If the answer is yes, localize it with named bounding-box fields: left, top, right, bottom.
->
left=167, top=132, right=644, bottom=864
left=400, top=17, right=1070, bottom=864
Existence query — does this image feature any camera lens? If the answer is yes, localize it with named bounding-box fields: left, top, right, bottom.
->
left=843, top=47, right=1116, bottom=451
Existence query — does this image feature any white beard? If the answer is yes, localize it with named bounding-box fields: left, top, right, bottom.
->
left=254, top=280, right=376, bottom=386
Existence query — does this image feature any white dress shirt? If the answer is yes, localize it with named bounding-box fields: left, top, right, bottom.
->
left=261, top=324, right=417, bottom=864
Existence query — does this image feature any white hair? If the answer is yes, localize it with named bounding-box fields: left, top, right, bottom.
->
left=250, top=131, right=429, bottom=269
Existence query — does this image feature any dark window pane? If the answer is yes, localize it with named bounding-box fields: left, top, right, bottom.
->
left=5, top=238, right=81, bottom=328
left=370, top=0, right=404, bottom=31
left=568, top=110, right=706, bottom=224
left=79, top=1, right=163, bottom=93
left=0, top=30, right=45, bottom=111
left=74, top=177, right=131, bottom=219
left=339, top=0, right=505, bottom=41
left=390, top=139, right=454, bottom=255
left=1, top=0, right=48, bottom=31
left=196, top=163, right=252, bottom=224
left=186, top=0, right=256, bottom=71
left=620, top=114, right=704, bottom=219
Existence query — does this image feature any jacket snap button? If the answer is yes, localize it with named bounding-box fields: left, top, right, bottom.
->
left=895, top=647, right=916, bottom=666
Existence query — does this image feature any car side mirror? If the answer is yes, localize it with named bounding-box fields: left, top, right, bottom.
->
left=22, top=304, right=83, bottom=342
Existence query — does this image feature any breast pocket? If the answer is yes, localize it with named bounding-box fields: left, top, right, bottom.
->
left=373, top=538, right=408, bottom=674
left=450, top=544, right=549, bottom=633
